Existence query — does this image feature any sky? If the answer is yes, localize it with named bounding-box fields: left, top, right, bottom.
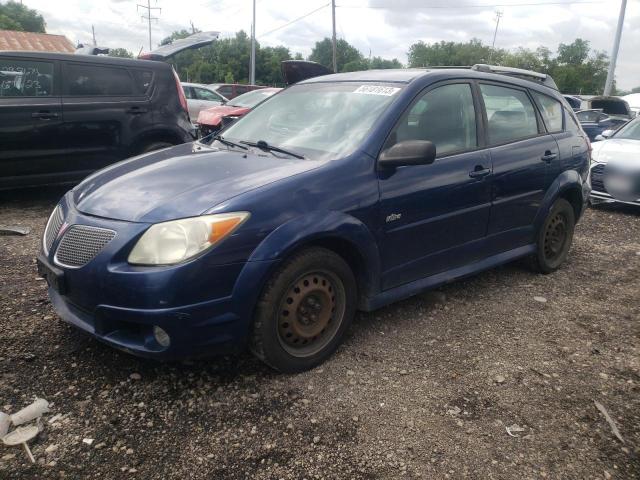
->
left=23, top=0, right=640, bottom=90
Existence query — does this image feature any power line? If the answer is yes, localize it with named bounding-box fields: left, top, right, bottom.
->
left=337, top=1, right=606, bottom=9
left=137, top=0, right=161, bottom=51
left=258, top=3, right=330, bottom=38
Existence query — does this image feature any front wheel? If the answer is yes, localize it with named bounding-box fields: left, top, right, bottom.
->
left=530, top=198, right=575, bottom=273
left=250, top=247, right=357, bottom=373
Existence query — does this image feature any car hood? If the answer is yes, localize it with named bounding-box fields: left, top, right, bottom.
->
left=72, top=143, right=324, bottom=223
left=197, top=105, right=250, bottom=126
left=591, top=138, right=640, bottom=164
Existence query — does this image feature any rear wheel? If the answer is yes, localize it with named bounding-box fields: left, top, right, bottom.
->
left=250, top=247, right=356, bottom=373
left=530, top=198, right=575, bottom=273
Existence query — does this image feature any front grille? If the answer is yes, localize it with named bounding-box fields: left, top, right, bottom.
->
left=44, top=205, right=64, bottom=254
left=54, top=225, right=116, bottom=268
left=590, top=163, right=607, bottom=193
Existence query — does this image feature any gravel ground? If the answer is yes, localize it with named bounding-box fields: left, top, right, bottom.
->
left=0, top=187, right=639, bottom=480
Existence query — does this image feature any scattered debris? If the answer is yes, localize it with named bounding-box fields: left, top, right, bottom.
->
left=129, top=373, right=142, bottom=381
left=506, top=424, right=526, bottom=437
left=1, top=398, right=50, bottom=463
left=0, top=413, right=9, bottom=437
left=533, top=296, right=548, bottom=303
left=494, top=374, right=506, bottom=384
left=0, top=225, right=30, bottom=236
left=2, top=424, right=40, bottom=463
left=594, top=400, right=625, bottom=444
left=446, top=406, right=461, bottom=416
left=82, top=438, right=95, bottom=446
left=10, top=398, right=49, bottom=426
left=48, top=413, right=63, bottom=424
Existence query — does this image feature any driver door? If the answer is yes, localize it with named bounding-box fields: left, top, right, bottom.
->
left=378, top=81, right=493, bottom=289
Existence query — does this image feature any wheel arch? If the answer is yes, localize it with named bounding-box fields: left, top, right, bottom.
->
left=535, top=169, right=586, bottom=230
left=129, top=129, right=186, bottom=155
left=246, top=211, right=381, bottom=309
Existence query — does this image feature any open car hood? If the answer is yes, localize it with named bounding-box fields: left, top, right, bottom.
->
left=139, top=31, right=219, bottom=61
left=281, top=60, right=332, bottom=85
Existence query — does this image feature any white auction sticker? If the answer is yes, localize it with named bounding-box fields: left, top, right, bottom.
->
left=353, top=85, right=401, bottom=96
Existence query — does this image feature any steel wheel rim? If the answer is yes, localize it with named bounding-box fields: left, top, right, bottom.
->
left=543, top=212, right=567, bottom=261
left=277, top=270, right=346, bottom=358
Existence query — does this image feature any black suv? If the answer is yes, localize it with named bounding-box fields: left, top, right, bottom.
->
left=0, top=51, right=194, bottom=188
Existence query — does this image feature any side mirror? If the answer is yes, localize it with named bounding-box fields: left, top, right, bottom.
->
left=594, top=135, right=605, bottom=142
left=378, top=140, right=436, bottom=168
left=601, top=129, right=614, bottom=139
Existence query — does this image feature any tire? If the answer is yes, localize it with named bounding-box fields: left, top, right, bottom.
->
left=140, top=141, right=173, bottom=154
left=250, top=247, right=357, bottom=373
left=530, top=198, right=575, bottom=274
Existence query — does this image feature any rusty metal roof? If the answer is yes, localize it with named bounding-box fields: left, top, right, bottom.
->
left=0, top=30, right=75, bottom=53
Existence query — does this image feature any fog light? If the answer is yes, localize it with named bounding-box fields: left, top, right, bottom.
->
left=153, top=326, right=171, bottom=347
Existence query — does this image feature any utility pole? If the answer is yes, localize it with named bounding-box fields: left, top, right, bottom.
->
left=137, top=0, right=161, bottom=51
left=91, top=25, right=97, bottom=46
left=604, top=0, right=627, bottom=96
left=250, top=0, right=256, bottom=85
left=491, top=10, right=503, bottom=49
left=331, top=0, right=337, bottom=73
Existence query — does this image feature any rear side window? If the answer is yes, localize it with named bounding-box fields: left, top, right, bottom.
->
left=194, top=87, right=222, bottom=101
left=564, top=108, right=582, bottom=134
left=532, top=92, right=563, bottom=133
left=182, top=86, right=194, bottom=99
left=480, top=84, right=539, bottom=144
left=386, top=83, right=477, bottom=156
left=217, top=85, right=233, bottom=97
left=236, top=86, right=249, bottom=95
left=0, top=58, right=54, bottom=97
left=65, top=64, right=134, bottom=96
left=131, top=70, right=153, bottom=95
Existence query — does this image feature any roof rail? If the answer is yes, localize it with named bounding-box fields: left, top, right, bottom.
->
left=471, top=64, right=558, bottom=90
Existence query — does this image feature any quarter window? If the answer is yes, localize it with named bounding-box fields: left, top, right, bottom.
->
left=532, top=91, right=563, bottom=132
left=131, top=70, right=153, bottom=95
left=385, top=83, right=477, bottom=156
left=0, top=58, right=54, bottom=97
left=66, top=64, right=134, bottom=96
left=480, top=84, right=539, bottom=144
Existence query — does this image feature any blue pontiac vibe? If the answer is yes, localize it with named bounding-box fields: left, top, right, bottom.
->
left=38, top=66, right=591, bottom=372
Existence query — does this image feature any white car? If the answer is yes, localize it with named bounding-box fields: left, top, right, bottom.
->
left=181, top=83, right=228, bottom=121
left=589, top=116, right=640, bottom=206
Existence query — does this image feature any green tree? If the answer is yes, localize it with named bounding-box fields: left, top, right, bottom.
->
left=632, top=86, right=640, bottom=94
left=0, top=1, right=46, bottom=32
left=369, top=56, right=403, bottom=69
left=108, top=48, right=133, bottom=58
left=408, top=39, right=498, bottom=67
left=309, top=38, right=363, bottom=72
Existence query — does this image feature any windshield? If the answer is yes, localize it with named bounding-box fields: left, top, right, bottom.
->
left=229, top=89, right=278, bottom=108
left=222, top=82, right=402, bottom=160
left=613, top=118, right=640, bottom=140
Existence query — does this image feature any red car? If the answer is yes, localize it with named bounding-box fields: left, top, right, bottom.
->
left=196, top=87, right=281, bottom=137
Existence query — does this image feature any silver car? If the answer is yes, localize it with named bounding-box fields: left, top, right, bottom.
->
left=181, top=83, right=228, bottom=121
left=589, top=116, right=640, bottom=206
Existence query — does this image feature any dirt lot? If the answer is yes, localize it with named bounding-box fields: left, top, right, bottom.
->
left=0, top=187, right=638, bottom=480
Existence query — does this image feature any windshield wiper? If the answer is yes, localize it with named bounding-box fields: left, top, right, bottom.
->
left=211, top=134, right=248, bottom=150
left=240, top=140, right=305, bottom=159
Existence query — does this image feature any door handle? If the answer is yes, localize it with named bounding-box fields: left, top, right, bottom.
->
left=125, top=106, right=147, bottom=114
left=32, top=111, right=58, bottom=119
left=469, top=166, right=491, bottom=178
left=541, top=151, right=557, bottom=163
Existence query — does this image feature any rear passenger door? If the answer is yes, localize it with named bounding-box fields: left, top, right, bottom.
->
left=479, top=82, right=559, bottom=250
left=378, top=81, right=492, bottom=289
left=0, top=56, right=64, bottom=184
left=60, top=62, right=153, bottom=176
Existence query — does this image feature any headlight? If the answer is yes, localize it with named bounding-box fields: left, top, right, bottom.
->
left=128, top=212, right=249, bottom=265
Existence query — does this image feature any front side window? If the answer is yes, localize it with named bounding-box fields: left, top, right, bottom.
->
left=576, top=110, right=601, bottom=123
left=217, top=85, right=233, bottom=97
left=481, top=84, right=539, bottom=144
left=182, top=86, right=194, bottom=99
left=384, top=83, right=477, bottom=157
left=533, top=91, right=563, bottom=132
left=613, top=118, right=640, bottom=140
left=66, top=64, right=133, bottom=96
left=0, top=58, right=53, bottom=97
left=222, top=82, right=401, bottom=160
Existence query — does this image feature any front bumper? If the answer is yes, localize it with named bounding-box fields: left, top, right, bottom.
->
left=589, top=162, right=640, bottom=206
left=39, top=196, right=278, bottom=360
